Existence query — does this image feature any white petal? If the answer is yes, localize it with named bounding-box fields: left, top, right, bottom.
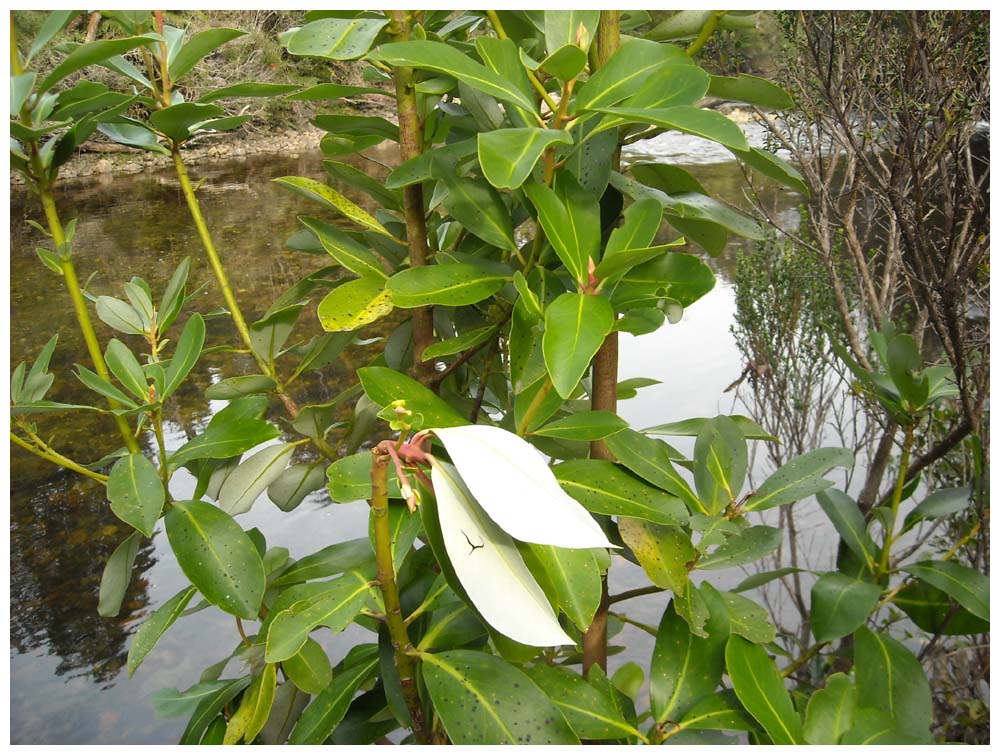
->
left=431, top=459, right=573, bottom=647
left=431, top=424, right=616, bottom=549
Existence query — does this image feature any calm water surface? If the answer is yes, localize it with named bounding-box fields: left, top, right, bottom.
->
left=9, top=134, right=813, bottom=744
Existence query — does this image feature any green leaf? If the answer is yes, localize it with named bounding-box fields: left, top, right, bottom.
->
left=170, top=418, right=280, bottom=468
left=249, top=303, right=304, bottom=365
left=267, top=464, right=327, bottom=513
left=287, top=82, right=388, bottom=100
left=619, top=518, right=694, bottom=594
left=127, top=585, right=197, bottom=676
left=608, top=250, right=717, bottom=311
left=803, top=673, right=856, bottom=744
left=316, top=276, right=392, bottom=332
left=225, top=664, right=277, bottom=744
left=853, top=627, right=932, bottom=736
left=744, top=447, right=853, bottom=512
left=272, top=538, right=375, bottom=587
left=902, top=486, right=972, bottom=531
left=718, top=589, right=776, bottom=643
left=537, top=44, right=588, bottom=82
left=604, top=428, right=701, bottom=512
left=441, top=173, right=517, bottom=252
left=98, top=531, right=141, bottom=618
left=374, top=40, right=536, bottom=113
left=203, top=375, right=277, bottom=401
left=477, top=128, right=574, bottom=189
left=385, top=139, right=479, bottom=189
left=810, top=573, right=881, bottom=643
left=726, top=635, right=804, bottom=744
left=38, top=35, right=158, bottom=93
left=74, top=363, right=139, bottom=408
left=273, top=176, right=390, bottom=236
left=284, top=638, right=333, bottom=695
left=169, top=28, right=246, bottom=81
left=532, top=410, right=627, bottom=441
left=676, top=690, right=756, bottom=733
left=695, top=526, right=782, bottom=570
left=422, top=650, right=579, bottom=744
left=107, top=453, right=165, bottom=537
left=650, top=590, right=730, bottom=724
left=892, top=580, right=989, bottom=636
left=730, top=146, right=809, bottom=196
left=693, top=415, right=748, bottom=515
left=816, top=489, right=877, bottom=569
left=603, top=196, right=663, bottom=258
left=543, top=10, right=600, bottom=54
left=543, top=293, right=614, bottom=398
left=313, top=113, right=398, bottom=142
left=597, top=105, right=749, bottom=150
left=197, top=81, right=299, bottom=103
left=520, top=543, right=601, bottom=631
left=553, top=460, right=688, bottom=525
left=285, top=17, right=388, bottom=60
left=900, top=561, right=989, bottom=621
left=573, top=38, right=687, bottom=113
left=840, top=708, right=923, bottom=745
left=288, top=653, right=379, bottom=744
left=357, top=366, right=468, bottom=429
left=149, top=102, right=224, bottom=143
left=152, top=680, right=236, bottom=720
left=422, top=325, right=497, bottom=361
left=475, top=36, right=537, bottom=127
left=179, top=677, right=252, bottom=745
left=218, top=443, right=295, bottom=516
left=707, top=74, right=794, bottom=110
left=163, top=313, right=205, bottom=399
left=524, top=664, right=641, bottom=740
left=165, top=500, right=266, bottom=620
left=644, top=415, right=776, bottom=441
left=95, top=295, right=146, bottom=335
left=323, top=160, right=402, bottom=210
left=523, top=182, right=587, bottom=283
left=387, top=263, right=506, bottom=308
left=26, top=10, right=80, bottom=63
left=97, top=121, right=169, bottom=154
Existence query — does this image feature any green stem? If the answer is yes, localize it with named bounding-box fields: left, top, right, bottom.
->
left=877, top=425, right=915, bottom=576
left=686, top=11, right=725, bottom=57
left=781, top=641, right=826, bottom=678
left=485, top=10, right=557, bottom=119
left=370, top=450, right=428, bottom=743
left=170, top=146, right=271, bottom=379
left=11, top=429, right=109, bottom=484
left=38, top=186, right=141, bottom=453
left=152, top=409, right=170, bottom=492
left=516, top=377, right=553, bottom=436
left=583, top=10, right=621, bottom=680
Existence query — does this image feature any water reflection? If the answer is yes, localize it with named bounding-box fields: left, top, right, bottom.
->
left=9, top=135, right=807, bottom=743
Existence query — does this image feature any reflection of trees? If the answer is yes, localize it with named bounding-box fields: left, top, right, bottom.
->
left=9, top=475, right=157, bottom=683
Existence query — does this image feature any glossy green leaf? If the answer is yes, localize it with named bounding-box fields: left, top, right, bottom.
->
left=169, top=28, right=246, bottom=81
left=95, top=295, right=146, bottom=335
left=478, top=128, right=573, bottom=189
left=644, top=415, right=776, bottom=441
left=619, top=518, right=694, bottom=594
left=696, top=525, right=783, bottom=570
left=11, top=72, right=37, bottom=115
left=718, top=589, right=776, bottom=643
left=730, top=146, right=809, bottom=196
left=98, top=531, right=141, bottom=618
left=368, top=502, right=422, bottom=573
left=385, top=139, right=479, bottom=189
left=103, top=340, right=147, bottom=402
left=74, top=363, right=139, bottom=408
left=323, top=160, right=402, bottom=210
left=204, top=374, right=277, bottom=400
left=726, top=635, right=804, bottom=744
left=537, top=44, right=588, bottom=81
left=285, top=17, right=388, bottom=60
left=745, top=447, right=853, bottom=512
left=902, top=485, right=972, bottom=532
left=840, top=708, right=923, bottom=745
left=693, top=415, right=748, bottom=515
left=604, top=429, right=701, bottom=512
left=816, top=489, right=877, bottom=569
left=288, top=654, right=379, bottom=744
left=97, top=121, right=169, bottom=155
left=283, top=639, right=332, bottom=695
left=267, top=463, right=326, bottom=513
left=265, top=571, right=371, bottom=662
left=249, top=303, right=304, bottom=365
left=441, top=173, right=517, bottom=251
left=543, top=10, right=600, bottom=54
left=573, top=38, right=687, bottom=112
left=553, top=459, right=688, bottom=525
left=357, top=366, right=468, bottom=428
left=523, top=182, right=588, bottom=283
left=218, top=443, right=294, bottom=516
left=543, top=293, right=614, bottom=398
left=170, top=418, right=280, bottom=468
left=149, top=102, right=224, bottom=142
left=151, top=680, right=237, bottom=720
left=603, top=195, right=663, bottom=257
left=901, top=561, right=989, bottom=621
left=422, top=650, right=579, bottom=744
left=810, top=573, right=881, bottom=643
left=608, top=250, right=716, bottom=311
left=532, top=410, right=627, bottom=441
left=225, top=663, right=277, bottom=744
left=520, top=543, right=601, bottom=631
left=317, top=276, right=392, bottom=332
left=127, top=585, right=197, bottom=676
left=163, top=313, right=205, bottom=399
left=179, top=677, right=252, bottom=745
left=598, top=105, right=749, bottom=150
left=707, top=74, right=794, bottom=110
left=38, top=35, right=159, bottom=93
left=853, top=627, right=932, bottom=736
left=165, top=500, right=265, bottom=620
left=313, top=113, right=399, bottom=142
left=422, top=325, right=497, bottom=361
left=892, top=580, right=989, bottom=636
left=272, top=538, right=374, bottom=587
left=287, top=83, right=388, bottom=100
left=650, top=590, right=730, bottom=724
left=26, top=10, right=79, bottom=63
left=387, top=263, right=506, bottom=308
left=803, top=673, right=855, bottom=744
left=273, top=176, right=390, bottom=236
left=373, top=41, right=536, bottom=113
left=107, top=453, right=165, bottom=537
left=524, top=664, right=641, bottom=740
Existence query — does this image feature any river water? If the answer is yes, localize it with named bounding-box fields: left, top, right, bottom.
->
left=9, top=129, right=815, bottom=744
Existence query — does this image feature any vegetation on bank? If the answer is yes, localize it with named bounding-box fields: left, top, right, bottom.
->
left=10, top=9, right=988, bottom=746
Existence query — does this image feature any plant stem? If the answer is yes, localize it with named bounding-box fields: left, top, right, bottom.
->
left=388, top=10, right=435, bottom=384
left=37, top=186, right=141, bottom=453
left=370, top=449, right=428, bottom=743
left=516, top=377, right=553, bottom=436
left=609, top=584, right=666, bottom=605
left=10, top=430, right=109, bottom=483
left=170, top=147, right=270, bottom=379
left=583, top=10, right=621, bottom=680
left=877, top=424, right=915, bottom=576
left=782, top=641, right=826, bottom=678
left=152, top=409, right=170, bottom=492
left=686, top=11, right=725, bottom=57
